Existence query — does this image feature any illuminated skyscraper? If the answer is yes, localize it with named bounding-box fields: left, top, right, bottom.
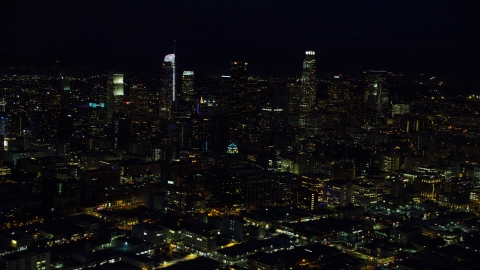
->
left=106, top=72, right=125, bottom=124
left=299, top=51, right=317, bottom=124
left=181, top=71, right=194, bottom=102
left=160, top=54, right=175, bottom=119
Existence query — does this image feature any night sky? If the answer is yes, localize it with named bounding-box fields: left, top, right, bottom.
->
left=1, top=0, right=479, bottom=74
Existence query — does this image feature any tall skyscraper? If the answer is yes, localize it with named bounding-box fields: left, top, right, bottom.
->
left=287, top=81, right=302, bottom=127
left=181, top=71, right=195, bottom=102
left=299, top=51, right=317, bottom=124
left=0, top=98, right=7, bottom=136
left=229, top=61, right=248, bottom=116
left=231, top=61, right=248, bottom=85
left=363, top=70, right=389, bottom=127
left=260, top=82, right=289, bottom=132
left=160, top=54, right=175, bottom=119
left=324, top=75, right=351, bottom=132
left=113, top=112, right=131, bottom=149
left=106, top=72, right=125, bottom=124
left=58, top=76, right=74, bottom=141
left=130, top=84, right=149, bottom=122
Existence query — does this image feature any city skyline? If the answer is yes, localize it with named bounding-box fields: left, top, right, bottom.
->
left=2, top=2, right=480, bottom=269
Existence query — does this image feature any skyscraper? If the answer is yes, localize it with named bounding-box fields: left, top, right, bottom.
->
left=287, top=81, right=302, bottom=127
left=260, top=82, right=289, bottom=133
left=113, top=112, right=131, bottom=149
left=299, top=51, right=317, bottom=124
left=229, top=61, right=248, bottom=116
left=130, top=84, right=149, bottom=122
left=324, top=75, right=351, bottom=132
left=231, top=61, right=248, bottom=85
left=181, top=71, right=195, bottom=102
left=160, top=54, right=175, bottom=119
left=58, top=76, right=74, bottom=141
left=363, top=70, right=389, bottom=127
left=106, top=72, right=125, bottom=124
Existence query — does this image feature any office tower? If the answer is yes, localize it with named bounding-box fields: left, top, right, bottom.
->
left=173, top=99, right=195, bottom=118
left=363, top=70, right=389, bottom=126
left=130, top=84, right=149, bottom=122
left=191, top=115, right=210, bottom=151
left=420, top=174, right=441, bottom=200
left=215, top=75, right=230, bottom=114
left=352, top=183, right=378, bottom=207
left=113, top=112, right=131, bottom=149
left=325, top=75, right=351, bottom=132
left=58, top=76, right=74, bottom=141
left=168, top=119, right=193, bottom=159
left=231, top=61, right=248, bottom=86
left=390, top=177, right=405, bottom=198
left=209, top=115, right=230, bottom=156
left=229, top=61, right=248, bottom=116
left=287, top=81, right=302, bottom=127
left=300, top=51, right=317, bottom=124
left=0, top=99, right=6, bottom=135
left=246, top=76, right=262, bottom=113
left=106, top=72, right=125, bottom=124
left=262, top=82, right=289, bottom=132
left=181, top=71, right=195, bottom=102
left=160, top=54, right=175, bottom=119
left=172, top=71, right=196, bottom=118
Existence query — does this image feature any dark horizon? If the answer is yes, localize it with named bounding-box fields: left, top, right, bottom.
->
left=2, top=1, right=480, bottom=75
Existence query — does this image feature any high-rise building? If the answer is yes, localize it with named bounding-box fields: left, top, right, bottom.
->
left=287, top=81, right=302, bottom=127
left=160, top=54, right=175, bottom=119
left=229, top=61, right=248, bottom=117
left=300, top=51, right=317, bottom=124
left=261, top=82, right=289, bottom=132
left=363, top=70, right=389, bottom=126
left=130, top=84, right=150, bottom=122
left=323, top=180, right=352, bottom=207
left=230, top=61, right=248, bottom=87
left=181, top=71, right=195, bottom=102
left=58, top=76, right=74, bottom=141
left=106, top=72, right=125, bottom=124
left=113, top=112, right=131, bottom=149
left=0, top=99, right=5, bottom=136
left=324, top=75, right=351, bottom=134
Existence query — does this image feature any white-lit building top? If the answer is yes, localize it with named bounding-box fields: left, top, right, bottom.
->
left=164, top=54, right=175, bottom=63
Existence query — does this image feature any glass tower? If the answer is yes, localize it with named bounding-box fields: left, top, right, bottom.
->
left=106, top=72, right=124, bottom=124
left=181, top=71, right=194, bottom=102
left=300, top=51, right=317, bottom=125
